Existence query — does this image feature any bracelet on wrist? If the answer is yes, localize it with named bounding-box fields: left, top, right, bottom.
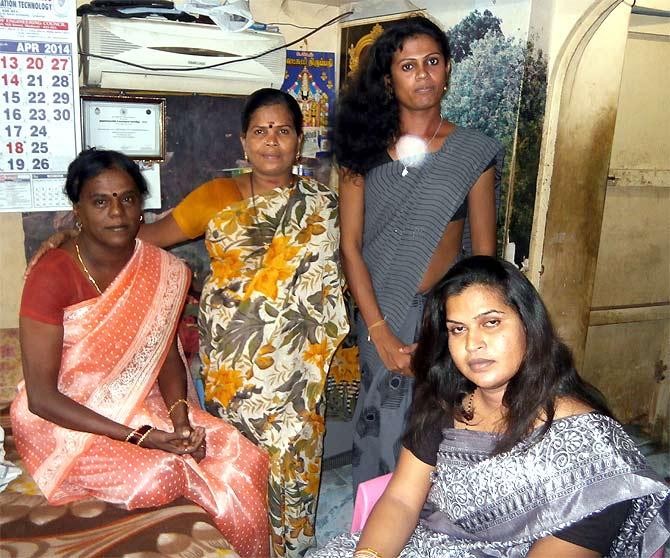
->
left=126, top=424, right=152, bottom=445
left=124, top=427, right=140, bottom=443
left=354, top=548, right=382, bottom=558
left=136, top=426, right=155, bottom=447
left=167, top=398, right=190, bottom=416
left=366, top=317, right=386, bottom=342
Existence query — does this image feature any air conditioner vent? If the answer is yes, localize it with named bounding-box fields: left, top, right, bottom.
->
left=91, top=29, right=136, bottom=57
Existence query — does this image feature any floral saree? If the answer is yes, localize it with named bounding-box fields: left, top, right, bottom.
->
left=200, top=177, right=348, bottom=558
left=11, top=240, right=270, bottom=558
left=315, top=413, right=669, bottom=557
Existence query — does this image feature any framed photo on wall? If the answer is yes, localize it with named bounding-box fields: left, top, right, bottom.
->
left=81, top=95, right=166, bottom=161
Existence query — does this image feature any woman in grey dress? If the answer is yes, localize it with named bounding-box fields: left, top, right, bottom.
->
left=335, top=15, right=502, bottom=490
left=314, top=256, right=670, bottom=558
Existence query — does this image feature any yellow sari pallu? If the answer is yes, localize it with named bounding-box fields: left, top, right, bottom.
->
left=200, top=177, right=348, bottom=557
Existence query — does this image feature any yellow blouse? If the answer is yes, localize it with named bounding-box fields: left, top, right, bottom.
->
left=171, top=178, right=242, bottom=239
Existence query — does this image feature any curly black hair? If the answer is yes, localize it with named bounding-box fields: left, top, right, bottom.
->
left=333, top=14, right=451, bottom=176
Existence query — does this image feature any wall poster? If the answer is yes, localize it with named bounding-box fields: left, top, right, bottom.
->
left=281, top=50, right=335, bottom=158
left=0, top=0, right=80, bottom=212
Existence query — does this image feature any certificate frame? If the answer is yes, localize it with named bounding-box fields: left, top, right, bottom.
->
left=81, top=95, right=166, bottom=161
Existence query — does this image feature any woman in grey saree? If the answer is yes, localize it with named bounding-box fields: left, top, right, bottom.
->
left=335, top=15, right=502, bottom=493
left=314, top=257, right=669, bottom=557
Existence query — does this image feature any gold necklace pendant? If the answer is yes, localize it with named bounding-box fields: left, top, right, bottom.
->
left=464, top=390, right=503, bottom=430
left=75, top=241, right=103, bottom=295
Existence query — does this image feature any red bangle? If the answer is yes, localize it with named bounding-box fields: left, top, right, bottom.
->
left=127, top=424, right=152, bottom=445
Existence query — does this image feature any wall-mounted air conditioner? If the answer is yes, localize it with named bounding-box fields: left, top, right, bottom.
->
left=81, top=15, right=286, bottom=95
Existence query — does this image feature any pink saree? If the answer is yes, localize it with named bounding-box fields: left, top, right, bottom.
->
left=11, top=240, right=270, bottom=558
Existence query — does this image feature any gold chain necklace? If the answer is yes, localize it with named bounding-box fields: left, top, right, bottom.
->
left=75, top=241, right=103, bottom=295
left=399, top=117, right=443, bottom=177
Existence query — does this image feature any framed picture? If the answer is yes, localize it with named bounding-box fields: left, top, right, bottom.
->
left=339, top=12, right=423, bottom=88
left=81, top=95, right=166, bottom=161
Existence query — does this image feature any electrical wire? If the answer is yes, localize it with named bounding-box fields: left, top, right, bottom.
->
left=258, top=21, right=318, bottom=30
left=78, top=10, right=352, bottom=73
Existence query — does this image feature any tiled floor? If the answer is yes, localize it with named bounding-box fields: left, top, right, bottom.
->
left=314, top=430, right=670, bottom=548
left=316, top=463, right=354, bottom=544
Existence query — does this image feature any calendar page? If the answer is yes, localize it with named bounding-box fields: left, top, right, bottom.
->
left=0, top=0, right=79, bottom=212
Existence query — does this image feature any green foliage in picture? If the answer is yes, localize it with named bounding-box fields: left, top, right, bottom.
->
left=448, top=9, right=503, bottom=63
left=443, top=9, right=547, bottom=265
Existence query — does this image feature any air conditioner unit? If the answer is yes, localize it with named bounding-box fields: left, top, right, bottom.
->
left=81, top=15, right=286, bottom=95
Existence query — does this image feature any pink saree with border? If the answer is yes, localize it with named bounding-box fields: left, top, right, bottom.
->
left=11, top=240, right=270, bottom=558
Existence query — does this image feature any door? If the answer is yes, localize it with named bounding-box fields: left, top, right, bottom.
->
left=581, top=13, right=670, bottom=443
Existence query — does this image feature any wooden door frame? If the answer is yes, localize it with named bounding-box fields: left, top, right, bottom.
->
left=527, top=0, right=633, bottom=367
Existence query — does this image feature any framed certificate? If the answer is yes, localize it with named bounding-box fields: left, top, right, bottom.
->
left=81, top=96, right=166, bottom=161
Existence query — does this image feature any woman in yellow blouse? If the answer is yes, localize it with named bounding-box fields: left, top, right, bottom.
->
left=40, top=88, right=348, bottom=558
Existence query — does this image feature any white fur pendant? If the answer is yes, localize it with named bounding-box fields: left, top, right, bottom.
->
left=401, top=166, right=409, bottom=177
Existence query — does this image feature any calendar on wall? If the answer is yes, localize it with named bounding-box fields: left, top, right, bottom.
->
left=0, top=0, right=79, bottom=212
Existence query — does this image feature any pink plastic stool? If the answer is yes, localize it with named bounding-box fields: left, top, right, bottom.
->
left=350, top=473, right=392, bottom=533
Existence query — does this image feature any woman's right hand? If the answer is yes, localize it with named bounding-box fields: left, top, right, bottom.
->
left=140, top=427, right=201, bottom=455
left=25, top=229, right=77, bottom=277
left=369, top=325, right=415, bottom=376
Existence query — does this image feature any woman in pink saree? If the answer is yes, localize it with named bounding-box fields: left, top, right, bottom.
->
left=10, top=149, right=270, bottom=558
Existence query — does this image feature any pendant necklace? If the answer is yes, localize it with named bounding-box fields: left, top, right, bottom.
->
left=398, top=117, right=443, bottom=177
left=75, top=241, right=103, bottom=295
left=463, top=390, right=503, bottom=430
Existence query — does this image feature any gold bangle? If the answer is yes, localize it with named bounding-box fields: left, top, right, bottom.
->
left=137, top=427, right=155, bottom=447
left=167, top=399, right=190, bottom=416
left=354, top=549, right=382, bottom=558
left=366, top=318, right=386, bottom=341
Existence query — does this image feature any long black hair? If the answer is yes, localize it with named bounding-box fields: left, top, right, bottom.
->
left=65, top=149, right=147, bottom=203
left=406, top=256, right=611, bottom=454
left=333, top=14, right=451, bottom=176
left=241, top=87, right=303, bottom=136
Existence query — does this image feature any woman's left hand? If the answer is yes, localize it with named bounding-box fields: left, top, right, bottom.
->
left=397, top=342, right=418, bottom=376
left=172, top=424, right=207, bottom=462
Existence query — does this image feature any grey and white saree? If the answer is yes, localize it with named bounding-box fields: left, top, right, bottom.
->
left=317, top=413, right=669, bottom=557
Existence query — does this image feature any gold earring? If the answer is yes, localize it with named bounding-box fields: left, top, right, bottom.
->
left=139, top=215, right=144, bottom=223
left=244, top=152, right=248, bottom=161
left=75, top=220, right=82, bottom=232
